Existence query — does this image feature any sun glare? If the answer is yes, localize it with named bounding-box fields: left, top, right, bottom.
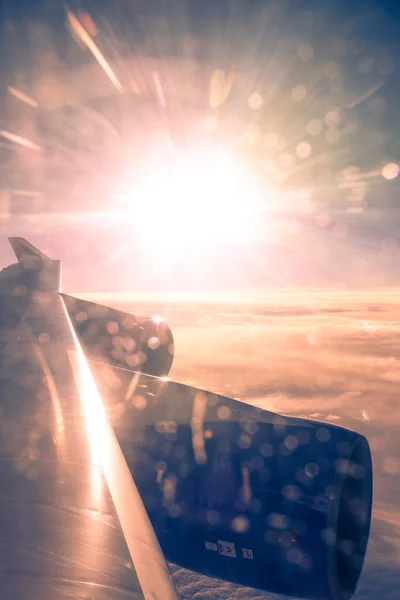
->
left=115, top=147, right=268, bottom=258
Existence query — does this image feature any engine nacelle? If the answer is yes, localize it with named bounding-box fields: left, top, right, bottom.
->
left=62, top=294, right=174, bottom=377
left=95, top=368, right=373, bottom=600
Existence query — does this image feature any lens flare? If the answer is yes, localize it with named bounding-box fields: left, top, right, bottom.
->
left=115, top=147, right=269, bottom=260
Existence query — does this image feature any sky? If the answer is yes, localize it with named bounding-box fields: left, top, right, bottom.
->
left=1, top=0, right=400, bottom=290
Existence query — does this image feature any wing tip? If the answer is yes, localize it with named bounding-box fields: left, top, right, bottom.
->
left=8, top=237, right=50, bottom=262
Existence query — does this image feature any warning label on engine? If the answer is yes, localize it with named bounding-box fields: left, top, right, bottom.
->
left=205, top=541, right=218, bottom=551
left=218, top=540, right=236, bottom=558
left=242, top=548, right=254, bottom=559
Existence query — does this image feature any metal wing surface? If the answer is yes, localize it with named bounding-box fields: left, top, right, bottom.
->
left=0, top=238, right=179, bottom=600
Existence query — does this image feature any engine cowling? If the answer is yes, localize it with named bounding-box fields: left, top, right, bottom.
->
left=62, top=294, right=174, bottom=377
left=94, top=366, right=373, bottom=600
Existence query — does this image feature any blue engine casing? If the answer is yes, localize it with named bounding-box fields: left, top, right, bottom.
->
left=93, top=366, right=373, bottom=600
left=62, top=294, right=174, bottom=376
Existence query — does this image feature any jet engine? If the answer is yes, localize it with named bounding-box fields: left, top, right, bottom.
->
left=91, top=365, right=373, bottom=600
left=62, top=293, right=174, bottom=376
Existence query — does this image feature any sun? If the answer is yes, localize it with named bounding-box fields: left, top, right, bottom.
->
left=114, top=146, right=269, bottom=260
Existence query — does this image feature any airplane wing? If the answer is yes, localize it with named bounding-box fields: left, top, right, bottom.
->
left=1, top=237, right=373, bottom=600
left=0, top=239, right=180, bottom=599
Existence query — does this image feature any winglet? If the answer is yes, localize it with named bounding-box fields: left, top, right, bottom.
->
left=8, top=237, right=50, bottom=262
